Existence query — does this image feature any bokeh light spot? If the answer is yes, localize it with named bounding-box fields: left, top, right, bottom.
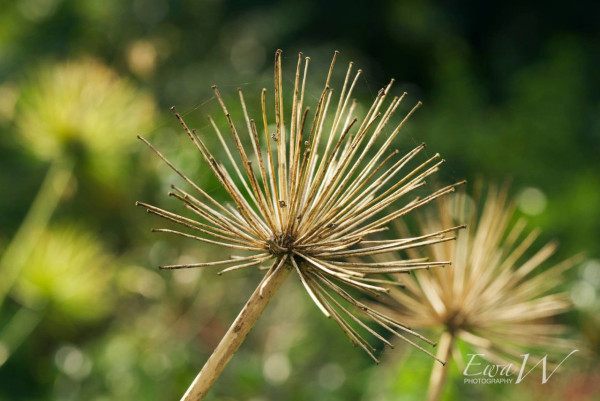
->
left=127, top=40, right=158, bottom=77
left=54, top=345, right=92, bottom=380
left=318, top=362, right=346, bottom=390
left=263, top=353, right=291, bottom=384
left=517, top=187, right=547, bottom=215
left=581, top=259, right=600, bottom=287
left=570, top=281, right=596, bottom=309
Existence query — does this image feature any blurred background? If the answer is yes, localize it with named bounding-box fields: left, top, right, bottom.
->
left=0, top=0, right=599, bottom=400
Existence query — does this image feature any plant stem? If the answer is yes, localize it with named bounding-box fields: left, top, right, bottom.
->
left=0, top=306, right=43, bottom=367
left=180, top=262, right=292, bottom=401
left=0, top=158, right=74, bottom=308
left=426, top=331, right=454, bottom=401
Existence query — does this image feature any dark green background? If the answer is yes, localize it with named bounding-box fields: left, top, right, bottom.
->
left=1, top=1, right=598, bottom=400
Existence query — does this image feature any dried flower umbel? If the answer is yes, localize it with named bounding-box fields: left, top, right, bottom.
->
left=383, top=185, right=582, bottom=401
left=137, top=50, right=464, bottom=400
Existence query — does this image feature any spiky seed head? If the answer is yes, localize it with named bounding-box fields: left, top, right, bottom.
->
left=383, top=184, right=582, bottom=368
left=137, top=50, right=464, bottom=363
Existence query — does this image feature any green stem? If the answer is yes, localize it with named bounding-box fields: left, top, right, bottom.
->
left=426, top=331, right=454, bottom=401
left=0, top=306, right=43, bottom=367
left=0, top=158, right=74, bottom=308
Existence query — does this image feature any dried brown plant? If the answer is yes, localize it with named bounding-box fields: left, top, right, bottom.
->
left=137, top=50, right=464, bottom=400
left=382, top=184, right=582, bottom=401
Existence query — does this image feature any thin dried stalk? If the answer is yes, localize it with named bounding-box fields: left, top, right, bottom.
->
left=181, top=263, right=291, bottom=401
left=426, top=332, right=453, bottom=401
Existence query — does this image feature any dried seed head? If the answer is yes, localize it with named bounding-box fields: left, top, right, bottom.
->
left=138, top=50, right=464, bottom=363
left=383, top=184, right=582, bottom=368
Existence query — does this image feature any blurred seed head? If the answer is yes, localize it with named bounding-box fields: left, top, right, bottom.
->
left=15, top=59, right=156, bottom=164
left=14, top=225, right=116, bottom=321
left=384, top=185, right=582, bottom=368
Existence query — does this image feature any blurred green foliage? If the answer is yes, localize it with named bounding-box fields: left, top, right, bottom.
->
left=14, top=225, right=116, bottom=322
left=0, top=0, right=598, bottom=400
